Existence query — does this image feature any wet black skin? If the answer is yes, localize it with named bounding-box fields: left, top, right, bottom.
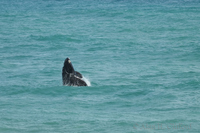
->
left=62, top=58, right=87, bottom=86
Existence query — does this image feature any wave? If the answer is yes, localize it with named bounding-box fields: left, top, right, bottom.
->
left=29, top=34, right=81, bottom=43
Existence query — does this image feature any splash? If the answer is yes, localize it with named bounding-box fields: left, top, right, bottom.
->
left=83, top=76, right=91, bottom=86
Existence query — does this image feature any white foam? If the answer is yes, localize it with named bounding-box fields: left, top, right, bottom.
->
left=83, top=76, right=91, bottom=86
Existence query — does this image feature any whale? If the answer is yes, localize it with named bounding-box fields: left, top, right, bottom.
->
left=62, top=58, right=87, bottom=86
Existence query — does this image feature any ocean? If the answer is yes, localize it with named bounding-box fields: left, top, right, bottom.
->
left=0, top=0, right=200, bottom=132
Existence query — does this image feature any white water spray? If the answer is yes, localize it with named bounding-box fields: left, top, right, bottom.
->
left=83, top=76, right=91, bottom=86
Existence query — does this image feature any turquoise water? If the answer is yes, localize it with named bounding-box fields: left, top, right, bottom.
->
left=0, top=0, right=200, bottom=132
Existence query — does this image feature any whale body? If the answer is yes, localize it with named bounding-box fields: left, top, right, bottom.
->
left=62, top=58, right=87, bottom=86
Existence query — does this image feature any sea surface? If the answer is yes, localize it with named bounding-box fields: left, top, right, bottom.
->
left=0, top=0, right=200, bottom=132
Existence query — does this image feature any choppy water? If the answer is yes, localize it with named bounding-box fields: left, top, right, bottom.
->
left=0, top=0, right=200, bottom=132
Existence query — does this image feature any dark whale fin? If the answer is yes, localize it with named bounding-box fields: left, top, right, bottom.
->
left=75, top=71, right=83, bottom=78
left=74, top=77, right=87, bottom=86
